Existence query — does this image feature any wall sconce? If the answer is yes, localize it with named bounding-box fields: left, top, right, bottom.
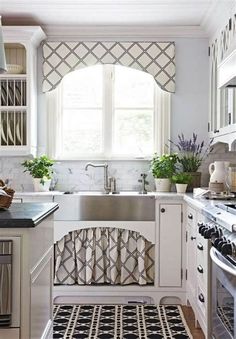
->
left=0, top=16, right=7, bottom=74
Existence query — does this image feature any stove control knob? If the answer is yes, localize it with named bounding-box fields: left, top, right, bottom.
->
left=211, top=229, right=220, bottom=240
left=200, top=226, right=207, bottom=236
left=221, top=243, right=233, bottom=256
left=204, top=227, right=215, bottom=239
left=198, top=225, right=205, bottom=234
left=213, top=237, right=223, bottom=248
left=217, top=240, right=227, bottom=252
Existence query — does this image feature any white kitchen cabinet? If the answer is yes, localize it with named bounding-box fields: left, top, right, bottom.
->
left=195, top=211, right=211, bottom=338
left=186, top=203, right=211, bottom=338
left=0, top=27, right=46, bottom=156
left=159, top=203, right=182, bottom=287
left=208, top=13, right=236, bottom=148
left=0, top=214, right=54, bottom=339
left=186, top=205, right=197, bottom=314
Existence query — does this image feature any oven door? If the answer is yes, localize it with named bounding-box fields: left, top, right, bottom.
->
left=210, top=247, right=236, bottom=339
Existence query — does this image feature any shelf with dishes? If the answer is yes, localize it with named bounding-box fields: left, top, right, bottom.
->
left=0, top=110, right=26, bottom=146
left=0, top=78, right=27, bottom=107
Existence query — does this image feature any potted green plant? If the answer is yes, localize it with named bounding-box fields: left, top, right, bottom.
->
left=22, top=155, right=54, bottom=192
left=169, top=133, right=213, bottom=191
left=172, top=173, right=192, bottom=193
left=150, top=153, right=178, bottom=192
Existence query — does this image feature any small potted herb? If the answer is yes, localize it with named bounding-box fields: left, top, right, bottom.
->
left=172, top=173, right=192, bottom=193
left=22, top=155, right=54, bottom=192
left=150, top=153, right=178, bottom=192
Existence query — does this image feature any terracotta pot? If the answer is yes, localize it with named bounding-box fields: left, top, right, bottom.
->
left=186, top=172, right=201, bottom=192
left=154, top=178, right=171, bottom=192
left=33, top=178, right=51, bottom=192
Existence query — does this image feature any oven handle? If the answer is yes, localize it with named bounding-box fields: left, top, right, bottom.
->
left=210, top=247, right=236, bottom=277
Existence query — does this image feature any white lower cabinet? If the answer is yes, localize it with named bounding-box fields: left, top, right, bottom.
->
left=186, top=204, right=211, bottom=338
left=159, top=203, right=182, bottom=287
left=186, top=205, right=197, bottom=313
left=0, top=216, right=54, bottom=339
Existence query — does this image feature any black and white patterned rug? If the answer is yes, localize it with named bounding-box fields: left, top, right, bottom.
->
left=53, top=304, right=192, bottom=338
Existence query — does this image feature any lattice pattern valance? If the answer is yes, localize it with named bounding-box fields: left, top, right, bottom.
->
left=42, top=41, right=175, bottom=93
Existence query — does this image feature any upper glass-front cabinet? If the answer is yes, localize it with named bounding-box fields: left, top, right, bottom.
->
left=209, top=15, right=236, bottom=150
left=0, top=27, right=46, bottom=156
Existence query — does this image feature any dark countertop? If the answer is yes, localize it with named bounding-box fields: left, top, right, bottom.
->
left=0, top=203, right=59, bottom=228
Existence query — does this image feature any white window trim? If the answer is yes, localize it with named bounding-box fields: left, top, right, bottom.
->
left=46, top=68, right=171, bottom=161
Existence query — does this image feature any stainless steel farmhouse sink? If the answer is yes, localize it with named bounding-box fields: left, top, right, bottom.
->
left=77, top=195, right=155, bottom=221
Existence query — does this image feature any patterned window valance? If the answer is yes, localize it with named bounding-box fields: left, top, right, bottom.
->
left=42, top=41, right=175, bottom=93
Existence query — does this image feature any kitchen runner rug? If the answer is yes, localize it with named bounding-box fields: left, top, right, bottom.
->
left=53, top=304, right=193, bottom=339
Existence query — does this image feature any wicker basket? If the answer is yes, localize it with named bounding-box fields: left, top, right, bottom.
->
left=0, top=180, right=15, bottom=209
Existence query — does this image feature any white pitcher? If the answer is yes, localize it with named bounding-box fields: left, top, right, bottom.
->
left=209, top=161, right=230, bottom=184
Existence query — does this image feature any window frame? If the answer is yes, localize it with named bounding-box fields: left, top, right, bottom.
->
left=47, top=65, right=171, bottom=161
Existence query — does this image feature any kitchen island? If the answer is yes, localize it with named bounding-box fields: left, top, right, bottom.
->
left=0, top=203, right=58, bottom=339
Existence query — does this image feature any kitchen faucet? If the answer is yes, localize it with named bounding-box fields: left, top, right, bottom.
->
left=85, top=162, right=115, bottom=194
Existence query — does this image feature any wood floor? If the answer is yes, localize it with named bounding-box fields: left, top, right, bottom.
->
left=181, top=305, right=205, bottom=339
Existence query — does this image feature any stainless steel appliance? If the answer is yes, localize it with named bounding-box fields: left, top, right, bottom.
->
left=202, top=203, right=236, bottom=338
left=0, top=240, right=12, bottom=326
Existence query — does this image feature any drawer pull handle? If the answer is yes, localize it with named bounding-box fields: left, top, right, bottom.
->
left=191, top=236, right=196, bottom=241
left=197, top=265, right=204, bottom=273
left=188, top=214, right=193, bottom=220
left=160, top=208, right=165, bottom=213
left=198, top=293, right=205, bottom=303
left=197, top=243, right=204, bottom=251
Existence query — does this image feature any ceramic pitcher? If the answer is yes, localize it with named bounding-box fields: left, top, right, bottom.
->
left=209, top=161, right=230, bottom=183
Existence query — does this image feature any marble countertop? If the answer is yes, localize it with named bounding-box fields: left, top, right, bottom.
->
left=14, top=191, right=185, bottom=200
left=0, top=203, right=58, bottom=228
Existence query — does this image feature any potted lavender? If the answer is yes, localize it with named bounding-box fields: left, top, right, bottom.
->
left=169, top=133, right=212, bottom=191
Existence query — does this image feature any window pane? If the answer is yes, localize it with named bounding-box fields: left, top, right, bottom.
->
left=63, top=65, right=103, bottom=108
left=113, top=109, right=153, bottom=156
left=62, top=109, right=103, bottom=155
left=114, top=66, right=154, bottom=108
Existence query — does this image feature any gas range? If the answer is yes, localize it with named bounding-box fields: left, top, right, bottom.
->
left=202, top=203, right=236, bottom=232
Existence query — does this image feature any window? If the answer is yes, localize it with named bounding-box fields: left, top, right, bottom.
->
left=47, top=65, right=170, bottom=160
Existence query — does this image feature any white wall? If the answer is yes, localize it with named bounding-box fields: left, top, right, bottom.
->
left=171, top=38, right=209, bottom=142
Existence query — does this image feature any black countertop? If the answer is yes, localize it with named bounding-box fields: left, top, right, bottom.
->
left=0, top=203, right=59, bottom=228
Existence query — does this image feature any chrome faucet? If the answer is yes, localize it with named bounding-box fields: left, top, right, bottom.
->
left=85, top=162, right=112, bottom=194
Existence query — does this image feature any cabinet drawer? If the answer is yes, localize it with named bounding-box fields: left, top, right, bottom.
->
left=196, top=263, right=208, bottom=293
left=186, top=206, right=196, bottom=227
left=197, top=286, right=207, bottom=318
left=196, top=236, right=209, bottom=268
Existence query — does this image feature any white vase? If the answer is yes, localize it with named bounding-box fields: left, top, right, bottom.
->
left=176, top=183, right=188, bottom=194
left=33, top=178, right=51, bottom=192
left=155, top=178, right=171, bottom=192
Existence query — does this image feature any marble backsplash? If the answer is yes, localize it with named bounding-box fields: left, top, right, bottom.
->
left=1, top=144, right=235, bottom=192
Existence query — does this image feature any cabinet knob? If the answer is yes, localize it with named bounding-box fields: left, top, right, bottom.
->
left=188, top=214, right=193, bottom=220
left=197, top=243, right=204, bottom=251
left=160, top=208, right=165, bottom=213
left=191, top=236, right=196, bottom=241
left=197, top=265, right=204, bottom=274
left=198, top=293, right=205, bottom=303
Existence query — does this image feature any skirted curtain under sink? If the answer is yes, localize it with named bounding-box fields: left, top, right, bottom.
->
left=54, top=227, right=155, bottom=285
